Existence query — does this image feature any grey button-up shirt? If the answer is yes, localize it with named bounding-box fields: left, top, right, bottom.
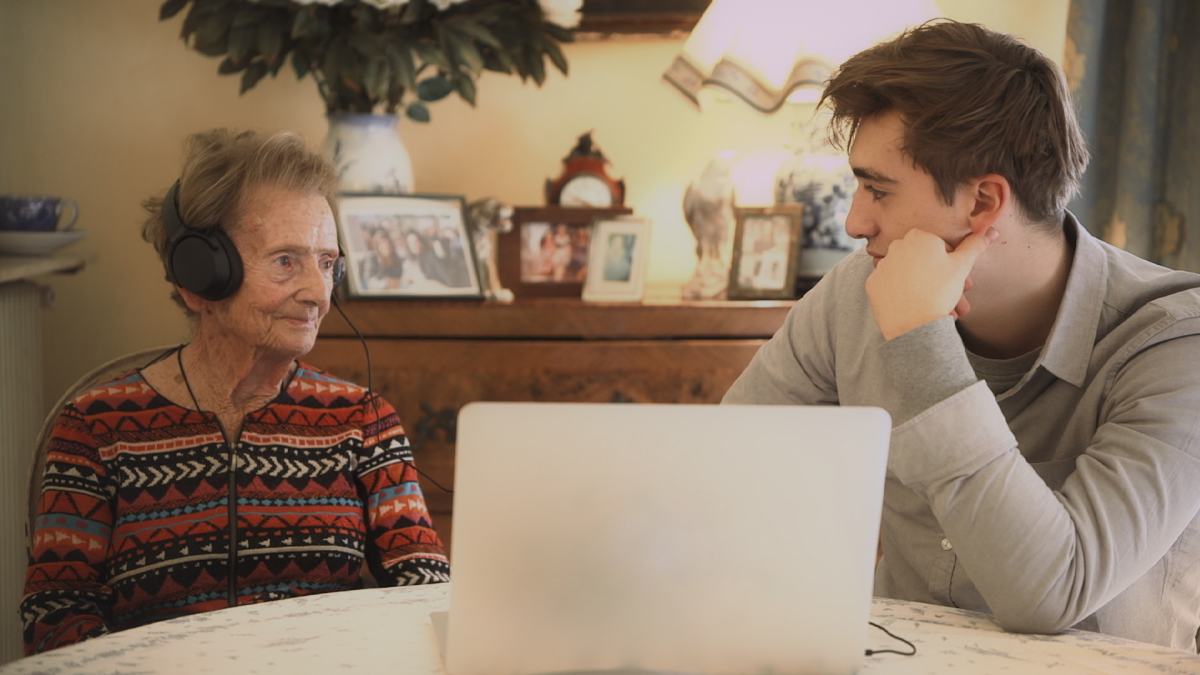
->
left=724, top=214, right=1200, bottom=651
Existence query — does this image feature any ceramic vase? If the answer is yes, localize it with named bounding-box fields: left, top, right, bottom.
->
left=776, top=118, right=862, bottom=280
left=323, top=113, right=414, bottom=194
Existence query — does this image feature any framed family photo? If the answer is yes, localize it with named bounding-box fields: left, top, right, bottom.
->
left=497, top=206, right=632, bottom=298
left=339, top=194, right=483, bottom=298
left=727, top=203, right=804, bottom=300
left=582, top=216, right=652, bottom=303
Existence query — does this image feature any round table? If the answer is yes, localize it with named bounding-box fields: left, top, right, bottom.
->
left=4, top=585, right=1200, bottom=674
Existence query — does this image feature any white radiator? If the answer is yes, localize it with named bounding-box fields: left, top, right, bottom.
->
left=0, top=280, right=44, bottom=664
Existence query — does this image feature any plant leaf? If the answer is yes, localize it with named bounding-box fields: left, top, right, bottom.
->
left=450, top=19, right=503, bottom=50
left=322, top=36, right=344, bottom=88
left=526, top=45, right=545, bottom=85
left=453, top=73, right=477, bottom=106
left=291, top=49, right=311, bottom=80
left=406, top=101, right=431, bottom=123
left=385, top=43, right=417, bottom=91
left=240, top=61, right=269, bottom=93
left=232, top=4, right=267, bottom=28
left=193, top=7, right=234, bottom=56
left=352, top=32, right=384, bottom=59
left=542, top=22, right=575, bottom=44
left=160, top=0, right=190, bottom=21
left=257, top=19, right=284, bottom=62
left=541, top=36, right=567, bottom=76
left=218, top=55, right=244, bottom=74
left=417, top=75, right=455, bottom=102
left=447, top=32, right=483, bottom=76
left=480, top=44, right=514, bottom=74
left=290, top=7, right=311, bottom=38
left=413, top=42, right=450, bottom=72
left=228, top=23, right=255, bottom=63
left=364, top=59, right=389, bottom=101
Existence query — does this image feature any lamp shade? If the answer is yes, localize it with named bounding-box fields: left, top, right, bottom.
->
left=664, top=0, right=939, bottom=113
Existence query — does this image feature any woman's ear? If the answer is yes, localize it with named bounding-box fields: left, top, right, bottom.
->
left=178, top=286, right=210, bottom=314
left=966, top=173, right=1010, bottom=234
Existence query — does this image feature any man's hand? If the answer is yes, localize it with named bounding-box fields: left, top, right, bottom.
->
left=865, top=227, right=998, bottom=340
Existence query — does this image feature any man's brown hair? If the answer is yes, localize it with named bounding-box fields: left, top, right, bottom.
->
left=820, top=20, right=1089, bottom=228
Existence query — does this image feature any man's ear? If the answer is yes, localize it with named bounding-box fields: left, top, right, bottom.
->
left=966, top=173, right=1010, bottom=234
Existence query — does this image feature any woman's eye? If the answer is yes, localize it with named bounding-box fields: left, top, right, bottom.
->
left=274, top=255, right=292, bottom=268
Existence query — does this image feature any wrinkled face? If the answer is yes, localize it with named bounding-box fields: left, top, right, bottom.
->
left=845, top=111, right=974, bottom=265
left=204, top=184, right=339, bottom=360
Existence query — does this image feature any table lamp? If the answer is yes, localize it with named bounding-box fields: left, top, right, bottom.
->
left=665, top=0, right=937, bottom=298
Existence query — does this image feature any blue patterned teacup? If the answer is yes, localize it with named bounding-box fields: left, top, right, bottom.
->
left=0, top=195, right=80, bottom=231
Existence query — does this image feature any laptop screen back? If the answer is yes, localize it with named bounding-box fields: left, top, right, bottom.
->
left=445, top=402, right=890, bottom=675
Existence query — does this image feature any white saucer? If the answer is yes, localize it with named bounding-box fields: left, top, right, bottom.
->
left=0, top=230, right=88, bottom=256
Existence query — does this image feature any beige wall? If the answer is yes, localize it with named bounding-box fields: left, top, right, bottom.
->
left=0, top=0, right=1067, bottom=412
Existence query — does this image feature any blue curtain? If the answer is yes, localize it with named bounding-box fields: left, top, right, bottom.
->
left=1067, top=0, right=1200, bottom=271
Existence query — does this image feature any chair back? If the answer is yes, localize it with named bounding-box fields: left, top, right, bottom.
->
left=26, top=346, right=176, bottom=555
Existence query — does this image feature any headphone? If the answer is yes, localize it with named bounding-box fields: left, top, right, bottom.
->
left=162, top=180, right=346, bottom=301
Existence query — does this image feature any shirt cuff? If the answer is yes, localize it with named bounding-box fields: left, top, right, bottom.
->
left=877, top=317, right=978, bottom=425
left=888, top=380, right=1018, bottom=490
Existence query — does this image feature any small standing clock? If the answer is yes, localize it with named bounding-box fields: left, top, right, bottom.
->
left=545, top=132, right=626, bottom=208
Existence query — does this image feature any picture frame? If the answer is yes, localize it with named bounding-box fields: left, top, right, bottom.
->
left=727, top=203, right=805, bottom=300
left=577, top=0, right=711, bottom=36
left=339, top=193, right=483, bottom=299
left=582, top=216, right=652, bottom=303
left=497, top=206, right=632, bottom=298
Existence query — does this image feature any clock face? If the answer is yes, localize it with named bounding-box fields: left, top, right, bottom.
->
left=559, top=174, right=614, bottom=207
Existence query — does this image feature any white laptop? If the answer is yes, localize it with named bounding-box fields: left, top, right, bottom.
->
left=441, top=402, right=891, bottom=675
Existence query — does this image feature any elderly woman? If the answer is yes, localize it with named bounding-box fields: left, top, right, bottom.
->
left=22, top=129, right=449, bottom=656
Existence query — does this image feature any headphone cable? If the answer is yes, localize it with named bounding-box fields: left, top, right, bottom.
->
left=330, top=292, right=453, bottom=494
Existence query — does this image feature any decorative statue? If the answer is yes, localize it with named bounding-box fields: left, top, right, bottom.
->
left=467, top=198, right=515, bottom=303
left=681, top=154, right=737, bottom=300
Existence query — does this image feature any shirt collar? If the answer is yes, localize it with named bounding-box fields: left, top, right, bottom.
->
left=1034, top=211, right=1107, bottom=388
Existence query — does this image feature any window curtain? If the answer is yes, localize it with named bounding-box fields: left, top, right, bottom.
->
left=1066, top=0, right=1200, bottom=271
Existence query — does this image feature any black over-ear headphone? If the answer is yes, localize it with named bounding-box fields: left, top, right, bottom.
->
left=162, top=180, right=346, bottom=301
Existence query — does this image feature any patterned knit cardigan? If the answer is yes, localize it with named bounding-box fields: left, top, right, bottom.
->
left=22, top=363, right=450, bottom=655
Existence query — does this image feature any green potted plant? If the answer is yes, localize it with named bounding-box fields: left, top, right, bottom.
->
left=160, top=0, right=579, bottom=192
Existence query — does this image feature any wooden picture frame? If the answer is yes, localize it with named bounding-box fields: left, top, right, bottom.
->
left=498, top=206, right=632, bottom=298
left=577, top=0, right=711, bottom=36
left=340, top=193, right=483, bottom=299
left=582, top=216, right=652, bottom=303
left=727, top=203, right=805, bottom=300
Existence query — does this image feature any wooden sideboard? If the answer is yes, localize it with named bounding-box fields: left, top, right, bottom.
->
left=306, top=290, right=793, bottom=557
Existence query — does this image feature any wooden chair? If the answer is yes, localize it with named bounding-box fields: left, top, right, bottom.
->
left=26, top=346, right=175, bottom=555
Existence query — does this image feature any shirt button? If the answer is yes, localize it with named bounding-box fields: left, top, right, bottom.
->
left=941, top=538, right=953, bottom=551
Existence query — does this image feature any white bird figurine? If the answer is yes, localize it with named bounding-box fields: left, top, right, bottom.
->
left=682, top=154, right=736, bottom=300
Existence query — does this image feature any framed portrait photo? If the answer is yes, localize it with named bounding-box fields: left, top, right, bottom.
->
left=582, top=216, right=651, bottom=303
left=497, top=206, right=632, bottom=298
left=727, top=203, right=805, bottom=300
left=339, top=194, right=483, bottom=299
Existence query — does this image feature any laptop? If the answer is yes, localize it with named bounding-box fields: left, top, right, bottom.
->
left=440, top=402, right=891, bottom=675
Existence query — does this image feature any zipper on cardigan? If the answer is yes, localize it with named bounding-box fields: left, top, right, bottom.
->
left=227, top=440, right=239, bottom=607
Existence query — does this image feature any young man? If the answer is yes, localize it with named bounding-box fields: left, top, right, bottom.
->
left=724, top=20, right=1200, bottom=651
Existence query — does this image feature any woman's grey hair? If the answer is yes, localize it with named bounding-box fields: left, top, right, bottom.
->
left=141, top=128, right=341, bottom=314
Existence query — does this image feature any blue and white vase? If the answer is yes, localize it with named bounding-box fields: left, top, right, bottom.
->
left=323, top=113, right=414, bottom=194
left=776, top=118, right=861, bottom=279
